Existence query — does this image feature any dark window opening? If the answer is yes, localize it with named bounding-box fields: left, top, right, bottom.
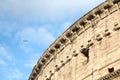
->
left=72, top=27, right=80, bottom=32
left=33, top=72, right=36, bottom=77
left=38, top=64, right=42, bottom=70
left=104, top=4, right=111, bottom=9
left=79, top=21, right=87, bottom=26
left=95, top=10, right=103, bottom=15
left=54, top=44, right=60, bottom=49
left=35, top=68, right=39, bottom=73
left=80, top=47, right=89, bottom=61
left=41, top=58, right=46, bottom=64
left=113, top=0, right=120, bottom=4
left=66, top=32, right=72, bottom=38
left=49, top=49, right=55, bottom=55
left=87, top=14, right=95, bottom=20
left=108, top=67, right=114, bottom=73
left=60, top=38, right=66, bottom=44
left=46, top=78, right=50, bottom=80
left=45, top=54, right=50, bottom=59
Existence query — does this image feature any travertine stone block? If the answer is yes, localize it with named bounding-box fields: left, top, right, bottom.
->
left=29, top=0, right=120, bottom=80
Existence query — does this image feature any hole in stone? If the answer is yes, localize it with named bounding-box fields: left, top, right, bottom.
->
left=79, top=21, right=87, bottom=26
left=87, top=14, right=95, bottom=20
left=33, top=72, right=36, bottom=77
left=61, top=60, right=64, bottom=63
left=66, top=56, right=69, bottom=58
left=72, top=26, right=80, bottom=32
left=46, top=78, right=50, bottom=80
left=108, top=67, right=114, bottom=73
left=66, top=32, right=72, bottom=38
left=95, top=10, right=103, bottom=15
left=96, top=34, right=100, bottom=37
left=104, top=4, right=111, bottom=9
left=45, top=54, right=50, bottom=59
left=114, top=23, right=118, bottom=26
left=54, top=44, right=60, bottom=49
left=88, top=40, right=91, bottom=43
left=73, top=50, right=76, bottom=53
left=49, top=71, right=52, bottom=73
left=41, top=58, right=46, bottom=64
left=60, top=38, right=66, bottom=44
left=96, top=34, right=102, bottom=41
left=104, top=30, right=111, bottom=37
left=113, top=0, right=120, bottom=4
left=38, top=64, right=42, bottom=70
left=105, top=29, right=109, bottom=32
left=80, top=47, right=89, bottom=61
left=81, top=45, right=84, bottom=48
left=55, top=65, right=58, bottom=67
left=49, top=49, right=55, bottom=54
left=35, top=68, right=39, bottom=73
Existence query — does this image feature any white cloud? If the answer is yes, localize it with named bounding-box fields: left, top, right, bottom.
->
left=0, top=22, right=18, bottom=36
left=24, top=53, right=41, bottom=68
left=0, top=59, right=7, bottom=66
left=16, top=27, right=55, bottom=45
left=24, top=61, right=36, bottom=68
left=61, top=22, right=72, bottom=31
left=0, top=46, right=12, bottom=61
left=0, top=46, right=12, bottom=67
left=19, top=44, right=33, bottom=53
left=56, top=22, right=73, bottom=36
left=8, top=69, right=23, bottom=79
left=24, top=59, right=37, bottom=68
left=0, top=0, right=105, bottom=22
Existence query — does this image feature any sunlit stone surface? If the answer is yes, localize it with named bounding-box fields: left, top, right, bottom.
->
left=29, top=0, right=120, bottom=80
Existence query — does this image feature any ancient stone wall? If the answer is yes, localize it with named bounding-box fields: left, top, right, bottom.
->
left=29, top=0, right=120, bottom=80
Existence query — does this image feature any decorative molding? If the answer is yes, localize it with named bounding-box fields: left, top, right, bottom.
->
left=97, top=69, right=120, bottom=80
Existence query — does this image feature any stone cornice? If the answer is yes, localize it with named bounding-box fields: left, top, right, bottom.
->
left=29, top=0, right=120, bottom=80
left=97, top=69, right=120, bottom=80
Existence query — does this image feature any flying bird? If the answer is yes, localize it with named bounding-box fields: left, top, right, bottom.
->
left=23, top=40, right=29, bottom=42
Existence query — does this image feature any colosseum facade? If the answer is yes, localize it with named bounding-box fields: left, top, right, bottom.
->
left=29, top=0, right=120, bottom=80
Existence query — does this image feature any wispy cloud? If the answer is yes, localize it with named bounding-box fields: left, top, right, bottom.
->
left=0, top=46, right=12, bottom=61
left=0, top=0, right=105, bottom=22
left=0, top=21, right=18, bottom=36
left=60, top=22, right=72, bottom=32
left=8, top=69, right=23, bottom=80
left=24, top=53, right=41, bottom=68
left=16, top=27, right=55, bottom=45
left=0, top=59, right=7, bottom=66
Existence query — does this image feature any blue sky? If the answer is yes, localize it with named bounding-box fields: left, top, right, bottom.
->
left=0, top=0, right=105, bottom=80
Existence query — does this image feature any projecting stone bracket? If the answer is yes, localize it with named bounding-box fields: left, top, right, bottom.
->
left=66, top=55, right=72, bottom=61
left=103, top=29, right=111, bottom=37
left=73, top=50, right=79, bottom=57
left=96, top=34, right=103, bottom=41
left=113, top=26, right=120, bottom=31
left=87, top=40, right=94, bottom=47
left=113, top=23, right=120, bottom=31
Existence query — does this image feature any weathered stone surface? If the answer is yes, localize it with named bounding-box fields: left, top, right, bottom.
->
left=29, top=0, right=120, bottom=80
